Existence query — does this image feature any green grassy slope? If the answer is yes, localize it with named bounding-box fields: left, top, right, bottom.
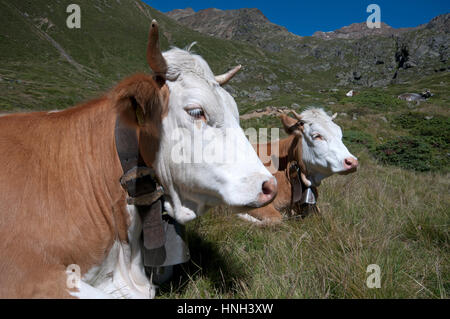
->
left=162, top=160, right=448, bottom=298
left=1, top=1, right=447, bottom=115
left=0, top=0, right=316, bottom=112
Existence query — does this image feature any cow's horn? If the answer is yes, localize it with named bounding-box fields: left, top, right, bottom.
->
left=147, top=20, right=167, bottom=81
left=292, top=110, right=302, bottom=121
left=215, top=65, right=242, bottom=86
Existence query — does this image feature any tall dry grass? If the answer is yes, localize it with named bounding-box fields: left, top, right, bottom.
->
left=160, top=151, right=449, bottom=299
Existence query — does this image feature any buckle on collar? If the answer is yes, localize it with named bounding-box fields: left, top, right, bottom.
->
left=120, top=166, right=156, bottom=188
left=127, top=186, right=164, bottom=205
left=120, top=166, right=164, bottom=206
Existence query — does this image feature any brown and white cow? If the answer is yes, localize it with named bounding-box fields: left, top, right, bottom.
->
left=240, top=108, right=358, bottom=224
left=0, top=21, right=170, bottom=299
left=0, top=21, right=276, bottom=298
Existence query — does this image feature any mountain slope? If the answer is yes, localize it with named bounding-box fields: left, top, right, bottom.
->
left=166, top=7, right=301, bottom=52
left=312, top=22, right=420, bottom=40
left=0, top=1, right=448, bottom=115
left=0, top=0, right=303, bottom=112
left=166, top=8, right=449, bottom=87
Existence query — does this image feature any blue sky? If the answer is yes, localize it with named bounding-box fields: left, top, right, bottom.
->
left=144, top=0, right=449, bottom=36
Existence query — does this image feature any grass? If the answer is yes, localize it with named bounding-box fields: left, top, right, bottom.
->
left=343, top=130, right=376, bottom=153
left=157, top=73, right=449, bottom=299
left=160, top=153, right=449, bottom=298
left=341, top=89, right=406, bottom=113
left=375, top=136, right=446, bottom=172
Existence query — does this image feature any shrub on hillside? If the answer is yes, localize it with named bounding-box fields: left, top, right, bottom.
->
left=392, top=112, right=450, bottom=148
left=374, top=136, right=446, bottom=172
left=343, top=130, right=375, bottom=152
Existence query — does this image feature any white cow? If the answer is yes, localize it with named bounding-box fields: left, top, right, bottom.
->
left=293, top=108, right=358, bottom=186
left=86, top=46, right=278, bottom=298
left=79, top=45, right=277, bottom=298
left=241, top=108, right=359, bottom=224
left=156, top=47, right=277, bottom=224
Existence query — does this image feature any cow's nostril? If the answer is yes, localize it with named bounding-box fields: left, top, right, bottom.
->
left=344, top=157, right=358, bottom=169
left=262, top=178, right=277, bottom=197
left=262, top=183, right=271, bottom=195
left=255, top=178, right=277, bottom=207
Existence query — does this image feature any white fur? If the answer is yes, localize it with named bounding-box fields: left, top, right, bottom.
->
left=69, top=281, right=113, bottom=299
left=155, top=48, right=274, bottom=223
left=69, top=205, right=155, bottom=299
left=300, top=108, right=357, bottom=186
left=237, top=213, right=263, bottom=225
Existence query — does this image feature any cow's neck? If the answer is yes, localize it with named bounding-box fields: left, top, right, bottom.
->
left=258, top=135, right=322, bottom=187
left=265, top=135, right=303, bottom=171
left=44, top=99, right=129, bottom=268
left=72, top=99, right=129, bottom=234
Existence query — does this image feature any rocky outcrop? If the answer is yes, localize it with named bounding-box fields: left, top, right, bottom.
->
left=312, top=22, right=423, bottom=40
left=165, top=8, right=449, bottom=88
left=165, top=7, right=195, bottom=20
left=166, top=7, right=301, bottom=52
left=426, top=13, right=450, bottom=33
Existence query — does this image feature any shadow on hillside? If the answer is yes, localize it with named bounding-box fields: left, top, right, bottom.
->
left=157, top=230, right=247, bottom=296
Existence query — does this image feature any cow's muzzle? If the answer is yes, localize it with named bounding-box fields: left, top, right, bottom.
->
left=339, top=157, right=358, bottom=175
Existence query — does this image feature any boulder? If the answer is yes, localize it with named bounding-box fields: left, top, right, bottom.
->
left=398, top=93, right=424, bottom=101
left=267, top=84, right=280, bottom=92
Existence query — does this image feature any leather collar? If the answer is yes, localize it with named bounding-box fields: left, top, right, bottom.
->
left=114, top=116, right=164, bottom=206
left=114, top=116, right=166, bottom=251
left=288, top=161, right=317, bottom=210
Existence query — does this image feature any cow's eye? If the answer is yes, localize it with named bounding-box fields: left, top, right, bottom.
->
left=312, top=134, right=323, bottom=140
left=186, top=107, right=206, bottom=122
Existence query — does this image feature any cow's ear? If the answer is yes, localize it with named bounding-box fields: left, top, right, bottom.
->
left=114, top=75, right=165, bottom=127
left=280, top=114, right=303, bottom=136
left=128, top=96, right=146, bottom=126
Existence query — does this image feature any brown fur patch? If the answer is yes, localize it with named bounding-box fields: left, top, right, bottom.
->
left=0, top=73, right=167, bottom=298
left=249, top=115, right=318, bottom=224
